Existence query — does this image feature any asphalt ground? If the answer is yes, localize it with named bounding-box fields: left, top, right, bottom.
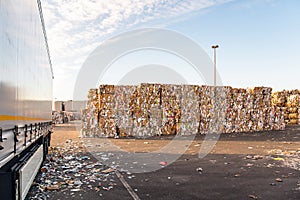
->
left=26, top=122, right=300, bottom=200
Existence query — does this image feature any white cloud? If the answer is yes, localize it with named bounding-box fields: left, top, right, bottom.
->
left=41, top=0, right=230, bottom=99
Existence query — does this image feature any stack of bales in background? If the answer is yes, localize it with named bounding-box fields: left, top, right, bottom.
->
left=52, top=111, right=65, bottom=124
left=81, top=89, right=99, bottom=137
left=271, top=90, right=299, bottom=125
left=286, top=94, right=300, bottom=124
left=223, top=87, right=282, bottom=133
left=271, top=91, right=287, bottom=129
left=82, top=84, right=287, bottom=138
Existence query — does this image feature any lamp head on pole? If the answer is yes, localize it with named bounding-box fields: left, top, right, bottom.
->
left=211, top=45, right=219, bottom=49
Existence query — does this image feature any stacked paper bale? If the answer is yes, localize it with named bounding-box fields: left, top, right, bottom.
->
left=286, top=90, right=300, bottom=125
left=286, top=94, right=300, bottom=124
left=243, top=88, right=254, bottom=132
left=271, top=90, right=300, bottom=125
left=199, top=85, right=214, bottom=134
left=81, top=109, right=88, bottom=136
left=178, top=85, right=200, bottom=135
left=270, top=106, right=286, bottom=130
left=242, top=88, right=254, bottom=132
left=213, top=86, right=231, bottom=134
left=249, top=87, right=272, bottom=131
left=224, top=87, right=274, bottom=133
left=161, top=84, right=181, bottom=135
left=81, top=89, right=100, bottom=137
left=225, top=87, right=234, bottom=133
left=130, top=85, right=147, bottom=137
left=98, top=85, right=116, bottom=137
left=271, top=91, right=287, bottom=128
left=131, top=83, right=161, bottom=137
left=200, top=85, right=231, bottom=134
left=262, top=87, right=273, bottom=130
left=272, top=91, right=287, bottom=107
left=198, top=86, right=238, bottom=134
left=52, top=111, right=64, bottom=124
left=114, top=85, right=137, bottom=137
left=223, top=87, right=234, bottom=133
left=143, top=84, right=162, bottom=136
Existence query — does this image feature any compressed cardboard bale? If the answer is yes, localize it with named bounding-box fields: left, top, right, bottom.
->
left=161, top=118, right=176, bottom=135
left=140, top=83, right=161, bottom=103
left=99, top=84, right=115, bottom=94
left=118, top=127, right=133, bottom=137
left=272, top=92, right=286, bottom=107
left=225, top=86, right=272, bottom=133
left=81, top=109, right=89, bottom=136
left=210, top=86, right=231, bottom=133
left=289, top=113, right=298, bottom=119
left=177, top=122, right=200, bottom=135
left=271, top=90, right=289, bottom=124
left=52, top=111, right=65, bottom=124
left=99, top=107, right=115, bottom=118
left=287, top=95, right=300, bottom=107
left=288, top=107, right=298, bottom=113
left=97, top=85, right=116, bottom=137
left=131, top=83, right=162, bottom=137
left=251, top=87, right=272, bottom=131
left=228, top=87, right=247, bottom=132
left=100, top=85, right=135, bottom=137
left=148, top=106, right=162, bottom=136
left=133, top=126, right=151, bottom=137
left=113, top=85, right=137, bottom=136
left=161, top=84, right=181, bottom=135
left=87, top=88, right=100, bottom=107
left=263, top=107, right=272, bottom=130
left=100, top=118, right=116, bottom=137
left=199, top=85, right=214, bottom=134
left=283, top=94, right=300, bottom=124
left=115, top=110, right=133, bottom=129
left=200, top=85, right=229, bottom=134
left=223, top=88, right=234, bottom=134
left=289, top=119, right=298, bottom=124
left=180, top=85, right=200, bottom=125
left=114, top=85, right=137, bottom=109
left=100, top=93, right=114, bottom=103
left=269, top=104, right=285, bottom=130
left=162, top=116, right=177, bottom=134
left=290, top=89, right=300, bottom=95
left=149, top=120, right=162, bottom=136
left=81, top=88, right=101, bottom=137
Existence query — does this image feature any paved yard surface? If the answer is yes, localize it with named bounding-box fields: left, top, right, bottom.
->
left=26, top=121, right=300, bottom=200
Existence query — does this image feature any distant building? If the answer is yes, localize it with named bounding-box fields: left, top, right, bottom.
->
left=54, top=100, right=86, bottom=112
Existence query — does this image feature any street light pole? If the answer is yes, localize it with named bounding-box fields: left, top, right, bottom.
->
left=211, top=45, right=219, bottom=132
left=211, top=45, right=219, bottom=87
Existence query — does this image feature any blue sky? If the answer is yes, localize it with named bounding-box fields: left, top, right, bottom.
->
left=42, top=0, right=300, bottom=100
left=172, top=0, right=300, bottom=91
